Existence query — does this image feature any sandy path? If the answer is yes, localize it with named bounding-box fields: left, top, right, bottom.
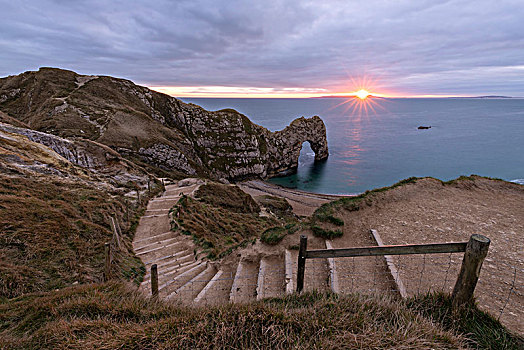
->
left=239, top=180, right=342, bottom=216
left=330, top=177, right=523, bottom=334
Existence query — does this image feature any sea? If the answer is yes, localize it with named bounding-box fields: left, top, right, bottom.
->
left=181, top=97, right=524, bottom=195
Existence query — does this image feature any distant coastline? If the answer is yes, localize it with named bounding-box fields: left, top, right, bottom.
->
left=312, top=95, right=515, bottom=99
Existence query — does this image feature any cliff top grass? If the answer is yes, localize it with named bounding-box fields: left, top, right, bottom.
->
left=0, top=173, right=161, bottom=300
left=0, top=282, right=486, bottom=350
left=309, top=175, right=523, bottom=239
left=2, top=282, right=521, bottom=349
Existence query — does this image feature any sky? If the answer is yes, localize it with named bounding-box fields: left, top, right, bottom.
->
left=1, top=0, right=524, bottom=97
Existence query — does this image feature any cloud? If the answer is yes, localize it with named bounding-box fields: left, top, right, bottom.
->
left=1, top=0, right=523, bottom=95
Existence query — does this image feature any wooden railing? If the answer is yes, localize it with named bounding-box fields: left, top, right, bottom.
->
left=297, top=234, right=490, bottom=308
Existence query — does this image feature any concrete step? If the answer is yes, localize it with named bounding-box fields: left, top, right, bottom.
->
left=160, top=262, right=207, bottom=296
left=154, top=260, right=203, bottom=288
left=135, top=240, right=184, bottom=256
left=193, top=267, right=236, bottom=306
left=325, top=240, right=340, bottom=293
left=134, top=231, right=175, bottom=245
left=230, top=258, right=259, bottom=303
left=144, top=249, right=192, bottom=266
left=285, top=249, right=295, bottom=294
left=134, top=236, right=179, bottom=252
left=167, top=265, right=217, bottom=302
left=256, top=255, right=285, bottom=300
left=143, top=256, right=196, bottom=284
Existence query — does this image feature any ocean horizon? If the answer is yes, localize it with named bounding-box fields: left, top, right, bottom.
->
left=182, top=97, right=524, bottom=195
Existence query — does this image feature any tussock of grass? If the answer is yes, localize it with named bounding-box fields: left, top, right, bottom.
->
left=195, top=183, right=260, bottom=214
left=256, top=195, right=294, bottom=216
left=260, top=223, right=300, bottom=245
left=173, top=184, right=301, bottom=258
left=407, top=292, right=524, bottom=350
left=171, top=195, right=277, bottom=259
left=260, top=226, right=287, bottom=245
left=311, top=225, right=343, bottom=239
left=0, top=283, right=466, bottom=349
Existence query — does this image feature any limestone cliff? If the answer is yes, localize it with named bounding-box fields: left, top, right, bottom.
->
left=0, top=68, right=328, bottom=180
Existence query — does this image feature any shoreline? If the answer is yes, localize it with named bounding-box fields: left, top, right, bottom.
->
left=238, top=180, right=350, bottom=216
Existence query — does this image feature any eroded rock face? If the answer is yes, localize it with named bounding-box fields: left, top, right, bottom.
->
left=0, top=122, right=151, bottom=187
left=0, top=68, right=329, bottom=181
left=138, top=143, right=197, bottom=175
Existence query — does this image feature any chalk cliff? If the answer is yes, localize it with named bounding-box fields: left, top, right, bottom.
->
left=0, top=68, right=328, bottom=180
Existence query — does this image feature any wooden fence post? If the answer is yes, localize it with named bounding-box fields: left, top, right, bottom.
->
left=104, top=242, right=111, bottom=282
left=110, top=216, right=122, bottom=250
left=452, top=234, right=490, bottom=309
left=151, top=264, right=159, bottom=298
left=147, top=178, right=151, bottom=194
left=296, top=235, right=308, bottom=293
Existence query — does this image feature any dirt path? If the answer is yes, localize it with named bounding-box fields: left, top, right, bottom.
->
left=330, top=177, right=524, bottom=334
left=239, top=180, right=343, bottom=216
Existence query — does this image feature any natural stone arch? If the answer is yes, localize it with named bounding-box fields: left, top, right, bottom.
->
left=265, top=116, right=329, bottom=177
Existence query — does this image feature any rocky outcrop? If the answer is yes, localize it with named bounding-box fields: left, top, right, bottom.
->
left=138, top=143, right=197, bottom=175
left=0, top=122, right=151, bottom=187
left=0, top=68, right=328, bottom=181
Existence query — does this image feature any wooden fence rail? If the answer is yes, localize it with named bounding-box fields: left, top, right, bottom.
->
left=297, top=234, right=490, bottom=309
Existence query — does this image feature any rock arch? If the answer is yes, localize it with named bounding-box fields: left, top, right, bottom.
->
left=265, top=116, right=329, bottom=177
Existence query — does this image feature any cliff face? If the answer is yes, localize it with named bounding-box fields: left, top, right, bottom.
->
left=0, top=68, right=328, bottom=180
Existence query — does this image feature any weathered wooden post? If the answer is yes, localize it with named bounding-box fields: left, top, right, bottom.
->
left=296, top=235, right=308, bottom=293
left=452, top=234, right=490, bottom=309
left=151, top=264, right=159, bottom=299
left=147, top=178, right=151, bottom=194
left=110, top=216, right=122, bottom=250
left=104, top=242, right=111, bottom=282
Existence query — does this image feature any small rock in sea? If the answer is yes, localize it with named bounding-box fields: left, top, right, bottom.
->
left=418, top=126, right=431, bottom=129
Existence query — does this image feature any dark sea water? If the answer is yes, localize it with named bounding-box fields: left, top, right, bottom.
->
left=182, top=98, right=524, bottom=195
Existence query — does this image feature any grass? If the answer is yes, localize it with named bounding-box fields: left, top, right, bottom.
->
left=0, top=174, right=160, bottom=299
left=171, top=194, right=278, bottom=259
left=256, top=195, right=294, bottom=216
left=0, top=282, right=469, bottom=349
left=195, top=183, right=260, bottom=214
left=260, top=223, right=300, bottom=245
left=311, top=225, right=343, bottom=239
left=260, top=226, right=287, bottom=245
left=407, top=292, right=524, bottom=350
left=172, top=184, right=301, bottom=258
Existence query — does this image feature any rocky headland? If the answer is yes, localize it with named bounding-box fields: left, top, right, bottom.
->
left=0, top=67, right=328, bottom=181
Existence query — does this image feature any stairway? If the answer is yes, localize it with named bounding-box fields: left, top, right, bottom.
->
left=134, top=181, right=397, bottom=305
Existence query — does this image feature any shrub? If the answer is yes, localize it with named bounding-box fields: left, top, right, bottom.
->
left=261, top=227, right=287, bottom=245
left=311, top=226, right=343, bottom=239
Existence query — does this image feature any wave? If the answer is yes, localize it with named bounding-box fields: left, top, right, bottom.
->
left=510, top=179, right=524, bottom=185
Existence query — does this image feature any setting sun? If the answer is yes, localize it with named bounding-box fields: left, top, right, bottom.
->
left=355, top=89, right=370, bottom=99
